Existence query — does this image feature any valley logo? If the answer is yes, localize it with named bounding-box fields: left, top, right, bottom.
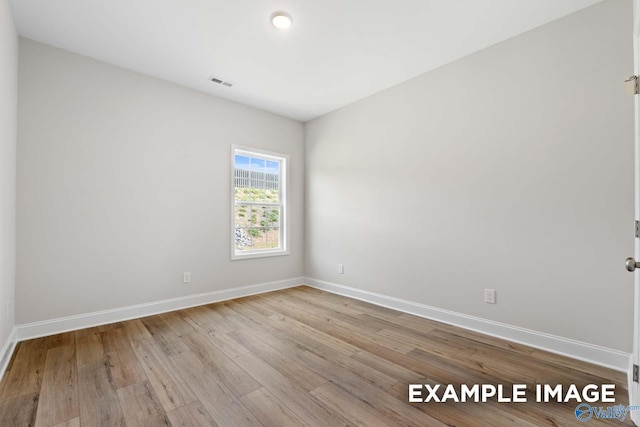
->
left=574, top=403, right=640, bottom=422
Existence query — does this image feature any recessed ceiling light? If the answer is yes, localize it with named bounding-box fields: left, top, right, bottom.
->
left=271, top=12, right=292, bottom=30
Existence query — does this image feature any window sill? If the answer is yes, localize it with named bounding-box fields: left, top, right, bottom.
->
left=231, top=249, right=290, bottom=261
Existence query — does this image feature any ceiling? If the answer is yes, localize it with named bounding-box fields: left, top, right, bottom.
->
left=10, top=0, right=603, bottom=122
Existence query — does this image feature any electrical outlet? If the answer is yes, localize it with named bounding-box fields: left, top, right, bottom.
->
left=338, top=264, right=344, bottom=274
left=183, top=272, right=191, bottom=284
left=484, top=289, right=496, bottom=304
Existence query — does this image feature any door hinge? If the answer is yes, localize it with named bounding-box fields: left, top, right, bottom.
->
left=636, top=220, right=639, bottom=238
left=625, top=75, right=639, bottom=95
left=634, top=364, right=639, bottom=382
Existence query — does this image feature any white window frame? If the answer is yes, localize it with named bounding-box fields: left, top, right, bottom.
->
left=231, top=145, right=289, bottom=260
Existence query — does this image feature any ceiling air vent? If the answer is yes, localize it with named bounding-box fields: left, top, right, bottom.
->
left=209, top=76, right=233, bottom=87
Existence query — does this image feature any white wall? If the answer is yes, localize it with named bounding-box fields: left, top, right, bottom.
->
left=305, top=0, right=634, bottom=352
left=0, top=0, right=17, bottom=350
left=17, top=39, right=304, bottom=324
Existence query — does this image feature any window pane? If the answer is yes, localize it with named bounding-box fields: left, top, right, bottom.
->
left=250, top=228, right=266, bottom=249
left=250, top=157, right=265, bottom=171
left=256, top=206, right=280, bottom=228
left=234, top=227, right=252, bottom=251
left=250, top=206, right=259, bottom=226
left=234, top=166, right=250, bottom=200
left=235, top=155, right=250, bottom=170
left=266, top=160, right=279, bottom=174
left=266, top=227, right=280, bottom=249
left=234, top=204, right=251, bottom=227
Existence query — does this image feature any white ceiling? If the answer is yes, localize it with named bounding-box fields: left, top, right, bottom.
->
left=10, top=0, right=603, bottom=122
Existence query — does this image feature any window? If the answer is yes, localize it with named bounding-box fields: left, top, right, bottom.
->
left=231, top=146, right=288, bottom=259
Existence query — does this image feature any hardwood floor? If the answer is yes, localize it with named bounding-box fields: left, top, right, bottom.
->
left=0, top=286, right=632, bottom=426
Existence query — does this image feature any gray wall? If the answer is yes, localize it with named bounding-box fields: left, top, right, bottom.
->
left=0, top=0, right=17, bottom=349
left=14, top=1, right=635, bottom=354
left=305, top=0, right=634, bottom=351
left=17, top=39, right=304, bottom=324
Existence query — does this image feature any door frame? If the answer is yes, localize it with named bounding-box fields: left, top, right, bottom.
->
left=630, top=1, right=640, bottom=424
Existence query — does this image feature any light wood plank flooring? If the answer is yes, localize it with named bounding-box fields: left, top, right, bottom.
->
left=0, top=286, right=632, bottom=426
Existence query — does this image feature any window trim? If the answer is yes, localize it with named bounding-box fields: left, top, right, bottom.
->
left=230, top=145, right=290, bottom=260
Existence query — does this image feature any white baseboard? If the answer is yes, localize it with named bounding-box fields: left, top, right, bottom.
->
left=16, top=277, right=304, bottom=341
left=0, top=327, right=17, bottom=381
left=10, top=275, right=631, bottom=374
left=303, top=277, right=631, bottom=373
